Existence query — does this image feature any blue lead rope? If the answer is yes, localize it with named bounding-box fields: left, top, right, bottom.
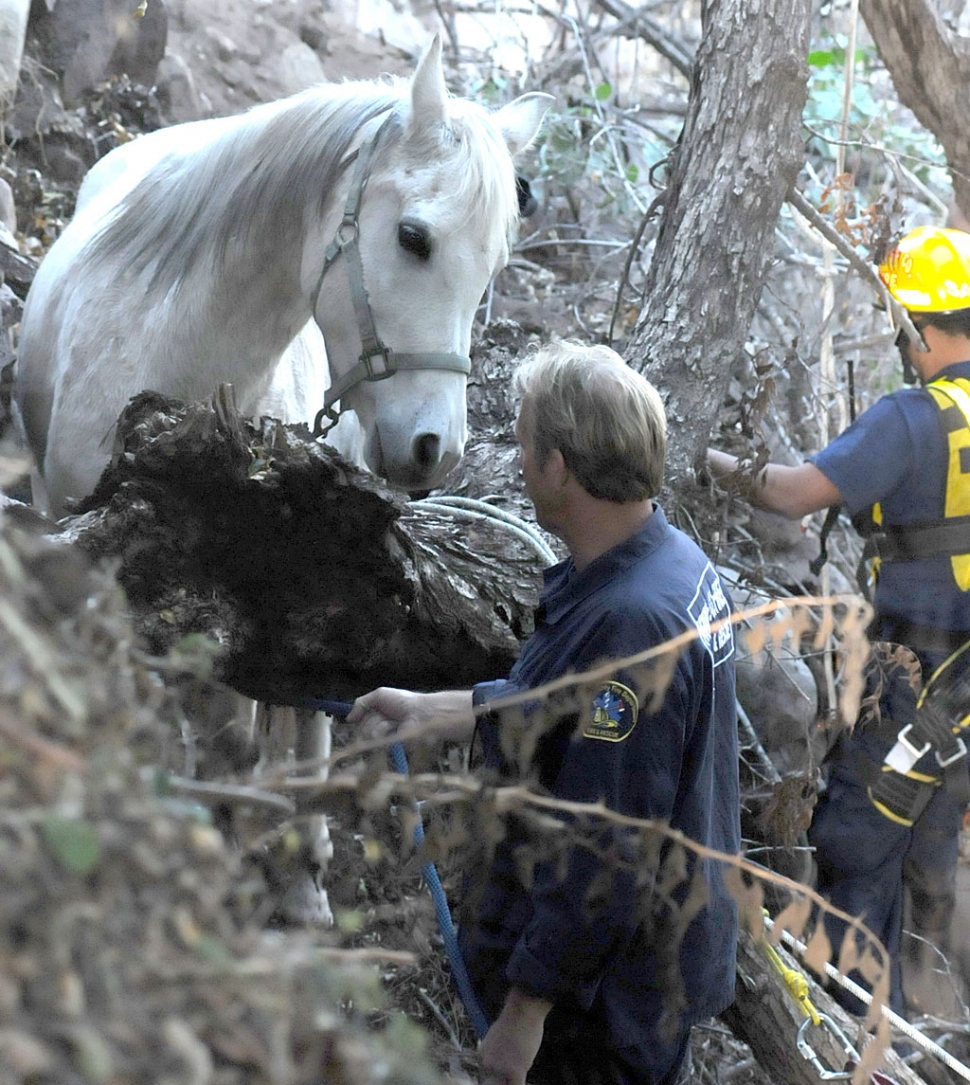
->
left=306, top=698, right=491, bottom=1039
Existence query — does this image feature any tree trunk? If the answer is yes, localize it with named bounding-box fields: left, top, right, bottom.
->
left=628, top=0, right=812, bottom=495
left=860, top=0, right=970, bottom=226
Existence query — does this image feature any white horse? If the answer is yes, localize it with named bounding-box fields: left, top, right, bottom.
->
left=14, top=34, right=551, bottom=518
left=68, top=113, right=374, bottom=478
left=14, top=36, right=551, bottom=923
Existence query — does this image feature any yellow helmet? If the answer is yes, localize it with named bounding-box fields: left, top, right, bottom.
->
left=878, top=225, right=970, bottom=312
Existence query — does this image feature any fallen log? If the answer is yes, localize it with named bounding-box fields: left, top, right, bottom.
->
left=64, top=384, right=546, bottom=705
left=723, top=927, right=934, bottom=1085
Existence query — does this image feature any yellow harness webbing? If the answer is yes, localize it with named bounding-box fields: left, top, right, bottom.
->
left=927, top=376, right=970, bottom=590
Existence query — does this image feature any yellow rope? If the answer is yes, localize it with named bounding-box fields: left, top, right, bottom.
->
left=760, top=913, right=821, bottom=1026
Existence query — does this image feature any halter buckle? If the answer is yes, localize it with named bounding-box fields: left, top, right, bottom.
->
left=311, top=403, right=340, bottom=439
left=336, top=216, right=359, bottom=248
left=361, top=345, right=394, bottom=381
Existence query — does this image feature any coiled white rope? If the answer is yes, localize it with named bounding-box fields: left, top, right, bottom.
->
left=763, top=914, right=970, bottom=1081
left=410, top=495, right=559, bottom=567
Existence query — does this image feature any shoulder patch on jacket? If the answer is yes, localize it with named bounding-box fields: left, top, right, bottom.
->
left=584, top=681, right=639, bottom=742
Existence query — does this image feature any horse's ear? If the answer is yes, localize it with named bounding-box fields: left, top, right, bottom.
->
left=408, top=34, right=448, bottom=132
left=493, top=92, right=555, bottom=157
left=490, top=93, right=551, bottom=158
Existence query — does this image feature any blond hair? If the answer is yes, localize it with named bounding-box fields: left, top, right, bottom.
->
left=513, top=340, right=667, bottom=501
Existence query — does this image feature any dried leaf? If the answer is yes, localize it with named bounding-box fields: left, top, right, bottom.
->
left=742, top=621, right=768, bottom=658
left=802, top=923, right=832, bottom=977
left=724, top=864, right=764, bottom=937
left=771, top=894, right=812, bottom=945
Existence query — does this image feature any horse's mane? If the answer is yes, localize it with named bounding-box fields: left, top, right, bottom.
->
left=85, top=81, right=398, bottom=291
left=83, top=75, right=520, bottom=298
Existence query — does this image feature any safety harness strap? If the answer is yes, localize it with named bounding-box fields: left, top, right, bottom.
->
left=854, top=375, right=970, bottom=592
left=864, top=760, right=941, bottom=826
left=877, top=640, right=970, bottom=773
left=854, top=639, right=970, bottom=823
left=865, top=513, right=970, bottom=562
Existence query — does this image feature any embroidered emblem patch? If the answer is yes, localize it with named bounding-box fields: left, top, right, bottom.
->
left=584, top=681, right=639, bottom=742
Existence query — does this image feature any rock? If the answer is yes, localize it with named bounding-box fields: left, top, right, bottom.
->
left=0, top=286, right=21, bottom=385
left=276, top=41, right=327, bottom=95
left=204, top=27, right=239, bottom=63
left=155, top=51, right=204, bottom=121
left=110, top=0, right=168, bottom=87
left=0, top=178, right=16, bottom=233
left=28, top=0, right=168, bottom=106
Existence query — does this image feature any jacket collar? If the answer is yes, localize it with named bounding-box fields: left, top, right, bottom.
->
left=538, top=503, right=670, bottom=626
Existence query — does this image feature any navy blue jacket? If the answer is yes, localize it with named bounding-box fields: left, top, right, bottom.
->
left=458, top=505, right=740, bottom=1066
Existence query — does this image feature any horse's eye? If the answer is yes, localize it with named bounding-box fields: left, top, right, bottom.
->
left=398, top=222, right=432, bottom=261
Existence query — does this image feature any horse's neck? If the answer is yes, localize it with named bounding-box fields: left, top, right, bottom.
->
left=164, top=104, right=387, bottom=394
left=244, top=322, right=327, bottom=425
left=248, top=322, right=366, bottom=467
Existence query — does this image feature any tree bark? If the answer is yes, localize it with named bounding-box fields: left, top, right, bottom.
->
left=860, top=0, right=970, bottom=225
left=628, top=0, right=812, bottom=495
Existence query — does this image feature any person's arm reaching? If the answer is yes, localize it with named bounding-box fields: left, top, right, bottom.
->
left=346, top=687, right=477, bottom=744
left=706, top=449, right=843, bottom=520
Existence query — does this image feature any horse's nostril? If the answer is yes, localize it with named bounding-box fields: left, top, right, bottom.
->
left=413, top=433, right=441, bottom=469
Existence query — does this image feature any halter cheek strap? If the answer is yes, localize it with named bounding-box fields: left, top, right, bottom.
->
left=309, top=118, right=471, bottom=439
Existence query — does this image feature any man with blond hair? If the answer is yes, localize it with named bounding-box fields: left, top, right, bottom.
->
left=350, top=341, right=740, bottom=1085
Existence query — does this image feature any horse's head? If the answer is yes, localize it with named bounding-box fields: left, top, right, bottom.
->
left=306, top=36, right=552, bottom=492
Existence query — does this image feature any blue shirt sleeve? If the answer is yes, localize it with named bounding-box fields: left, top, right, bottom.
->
left=810, top=394, right=918, bottom=517
left=472, top=680, right=513, bottom=708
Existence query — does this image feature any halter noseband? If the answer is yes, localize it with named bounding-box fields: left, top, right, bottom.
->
left=309, top=116, right=472, bottom=439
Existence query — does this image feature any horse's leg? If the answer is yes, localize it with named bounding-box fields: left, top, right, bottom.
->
left=283, top=706, right=334, bottom=925
left=256, top=702, right=334, bottom=926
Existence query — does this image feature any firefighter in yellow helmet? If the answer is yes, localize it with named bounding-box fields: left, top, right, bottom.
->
left=707, top=224, right=970, bottom=1021
left=881, top=225, right=970, bottom=383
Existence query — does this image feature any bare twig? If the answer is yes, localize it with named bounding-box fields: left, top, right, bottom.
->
left=0, top=707, right=85, bottom=771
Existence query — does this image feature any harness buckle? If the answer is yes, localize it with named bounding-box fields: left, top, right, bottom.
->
left=796, top=1014, right=859, bottom=1081
left=336, top=215, right=359, bottom=248
left=361, top=345, right=394, bottom=382
left=937, top=736, right=968, bottom=768
left=895, top=723, right=931, bottom=763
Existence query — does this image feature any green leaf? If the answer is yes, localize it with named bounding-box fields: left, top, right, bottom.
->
left=335, top=908, right=365, bottom=933
left=808, top=47, right=843, bottom=68
left=594, top=81, right=612, bottom=101
left=625, top=164, right=640, bottom=184
left=41, top=815, right=102, bottom=874
left=807, top=48, right=832, bottom=67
